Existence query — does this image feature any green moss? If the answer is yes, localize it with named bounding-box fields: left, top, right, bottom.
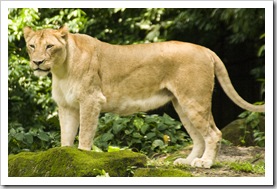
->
left=229, top=161, right=265, bottom=174
left=134, top=168, right=193, bottom=177
left=9, top=147, right=147, bottom=177
left=229, top=162, right=253, bottom=173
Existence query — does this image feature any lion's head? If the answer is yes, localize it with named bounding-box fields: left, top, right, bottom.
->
left=23, top=26, right=68, bottom=77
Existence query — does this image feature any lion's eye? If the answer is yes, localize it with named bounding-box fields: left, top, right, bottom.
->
left=46, top=44, right=54, bottom=49
left=29, top=44, right=35, bottom=49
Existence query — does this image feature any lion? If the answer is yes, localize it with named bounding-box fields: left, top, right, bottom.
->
left=23, top=26, right=264, bottom=168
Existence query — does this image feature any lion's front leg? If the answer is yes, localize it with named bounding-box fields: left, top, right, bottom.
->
left=59, top=106, right=79, bottom=147
left=78, top=96, right=104, bottom=151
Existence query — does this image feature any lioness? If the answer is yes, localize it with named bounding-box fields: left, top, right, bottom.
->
left=23, top=26, right=264, bottom=168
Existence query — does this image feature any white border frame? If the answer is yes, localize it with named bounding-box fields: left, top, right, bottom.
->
left=1, top=0, right=274, bottom=186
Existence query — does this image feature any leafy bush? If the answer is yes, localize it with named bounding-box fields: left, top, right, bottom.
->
left=238, top=109, right=265, bottom=147
left=8, top=9, right=61, bottom=154
left=8, top=124, right=60, bottom=154
left=236, top=33, right=265, bottom=148
left=94, top=113, right=191, bottom=156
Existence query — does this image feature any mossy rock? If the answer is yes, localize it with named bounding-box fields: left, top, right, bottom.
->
left=8, top=147, right=147, bottom=177
left=134, top=168, right=193, bottom=177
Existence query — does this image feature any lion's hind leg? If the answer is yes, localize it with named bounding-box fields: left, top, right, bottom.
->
left=172, top=99, right=205, bottom=166
left=172, top=98, right=222, bottom=168
left=190, top=113, right=222, bottom=168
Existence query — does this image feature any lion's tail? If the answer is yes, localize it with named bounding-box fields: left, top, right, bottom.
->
left=209, top=49, right=265, bottom=112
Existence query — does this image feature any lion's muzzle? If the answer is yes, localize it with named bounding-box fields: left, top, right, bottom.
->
left=33, top=59, right=45, bottom=66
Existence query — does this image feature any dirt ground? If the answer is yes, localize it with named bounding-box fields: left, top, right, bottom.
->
left=154, top=144, right=265, bottom=177
left=175, top=144, right=265, bottom=177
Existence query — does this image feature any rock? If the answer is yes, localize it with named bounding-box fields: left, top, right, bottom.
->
left=8, top=147, right=147, bottom=177
left=221, top=116, right=265, bottom=146
left=134, top=168, right=193, bottom=177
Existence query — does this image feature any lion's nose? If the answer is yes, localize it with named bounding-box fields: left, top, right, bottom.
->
left=33, top=60, right=45, bottom=66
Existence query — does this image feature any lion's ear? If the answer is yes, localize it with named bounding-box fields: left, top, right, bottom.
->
left=23, top=26, right=35, bottom=41
left=58, top=25, right=68, bottom=39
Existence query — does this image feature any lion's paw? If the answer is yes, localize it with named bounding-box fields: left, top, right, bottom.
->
left=191, top=158, right=213, bottom=168
left=173, top=158, right=191, bottom=166
left=78, top=145, right=91, bottom=151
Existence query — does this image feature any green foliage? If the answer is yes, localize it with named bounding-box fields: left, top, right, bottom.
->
left=9, top=9, right=56, bottom=154
left=166, top=9, right=264, bottom=47
left=94, top=113, right=191, bottom=156
left=82, top=8, right=170, bottom=44
left=8, top=125, right=60, bottom=154
left=251, top=33, right=265, bottom=98
left=238, top=109, right=265, bottom=147
left=234, top=33, right=265, bottom=147
left=235, top=33, right=265, bottom=147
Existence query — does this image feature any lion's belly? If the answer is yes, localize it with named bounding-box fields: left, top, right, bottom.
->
left=101, top=92, right=173, bottom=115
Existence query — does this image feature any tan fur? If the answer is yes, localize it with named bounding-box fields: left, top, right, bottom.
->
left=24, top=26, right=264, bottom=168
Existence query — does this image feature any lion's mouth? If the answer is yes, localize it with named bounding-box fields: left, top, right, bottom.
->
left=34, top=68, right=51, bottom=72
